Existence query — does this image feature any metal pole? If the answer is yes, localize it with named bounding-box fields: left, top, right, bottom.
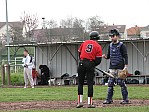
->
left=144, top=40, right=146, bottom=84
left=5, top=0, right=10, bottom=64
left=131, top=42, right=144, bottom=57
left=49, top=44, right=63, bottom=62
left=34, top=47, right=36, bottom=68
left=64, top=44, right=78, bottom=64
left=42, top=17, right=46, bottom=29
left=15, top=57, right=16, bottom=73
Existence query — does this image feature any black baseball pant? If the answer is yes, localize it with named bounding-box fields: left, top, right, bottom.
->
left=78, top=60, right=95, bottom=97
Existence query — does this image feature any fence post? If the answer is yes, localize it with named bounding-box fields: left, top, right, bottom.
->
left=1, top=64, right=5, bottom=86
left=7, top=64, right=11, bottom=86
left=4, top=64, right=11, bottom=86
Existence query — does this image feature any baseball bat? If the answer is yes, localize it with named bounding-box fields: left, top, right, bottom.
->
left=95, top=68, right=114, bottom=78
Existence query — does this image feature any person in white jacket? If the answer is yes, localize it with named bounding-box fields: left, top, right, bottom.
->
left=22, top=50, right=34, bottom=88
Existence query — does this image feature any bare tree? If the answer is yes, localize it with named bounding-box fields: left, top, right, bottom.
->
left=66, top=17, right=74, bottom=28
left=20, top=11, right=39, bottom=38
left=86, top=16, right=104, bottom=30
left=60, top=19, right=66, bottom=28
left=60, top=17, right=74, bottom=28
left=32, top=29, right=49, bottom=43
left=47, top=19, right=58, bottom=29
left=73, top=17, right=84, bottom=28
left=9, top=26, right=24, bottom=43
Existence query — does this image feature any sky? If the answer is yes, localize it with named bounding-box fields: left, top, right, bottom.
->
left=0, top=0, right=149, bottom=28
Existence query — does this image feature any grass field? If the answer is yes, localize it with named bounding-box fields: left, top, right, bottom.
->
left=0, top=86, right=149, bottom=102
left=0, top=85, right=149, bottom=112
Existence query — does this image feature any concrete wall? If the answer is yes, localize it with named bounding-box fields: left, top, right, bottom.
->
left=35, top=41, right=149, bottom=77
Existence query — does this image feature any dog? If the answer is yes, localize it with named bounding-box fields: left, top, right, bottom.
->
left=48, top=78, right=56, bottom=86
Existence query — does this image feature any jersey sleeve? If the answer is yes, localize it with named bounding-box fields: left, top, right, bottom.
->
left=78, top=43, right=84, bottom=52
left=106, top=45, right=110, bottom=59
left=96, top=44, right=102, bottom=57
left=120, top=44, right=128, bottom=65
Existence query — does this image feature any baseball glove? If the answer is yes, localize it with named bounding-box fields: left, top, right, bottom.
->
left=118, top=69, right=128, bottom=80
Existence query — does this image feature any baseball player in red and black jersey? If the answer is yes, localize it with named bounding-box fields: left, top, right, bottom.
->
left=76, top=31, right=102, bottom=108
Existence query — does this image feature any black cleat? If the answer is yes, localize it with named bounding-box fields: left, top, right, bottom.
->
left=76, top=103, right=83, bottom=108
left=103, top=100, right=112, bottom=104
left=109, top=100, right=113, bottom=103
left=120, top=100, right=129, bottom=104
left=88, top=104, right=96, bottom=108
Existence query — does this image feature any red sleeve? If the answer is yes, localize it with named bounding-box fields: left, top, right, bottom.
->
left=78, top=43, right=84, bottom=52
left=96, top=44, right=102, bottom=57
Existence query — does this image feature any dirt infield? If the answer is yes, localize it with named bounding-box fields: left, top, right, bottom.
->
left=0, top=100, right=149, bottom=111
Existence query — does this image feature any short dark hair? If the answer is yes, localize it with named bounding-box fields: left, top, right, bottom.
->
left=24, top=49, right=28, bottom=53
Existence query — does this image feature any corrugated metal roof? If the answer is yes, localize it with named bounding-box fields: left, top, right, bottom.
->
left=5, top=38, right=149, bottom=47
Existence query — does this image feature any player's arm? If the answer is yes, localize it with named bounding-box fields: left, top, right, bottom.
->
left=22, top=58, right=26, bottom=67
left=95, top=57, right=102, bottom=66
left=95, top=45, right=102, bottom=66
left=78, top=52, right=81, bottom=59
left=102, top=46, right=110, bottom=59
left=121, top=44, right=128, bottom=69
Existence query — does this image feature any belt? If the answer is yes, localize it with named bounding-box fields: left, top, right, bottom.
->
left=80, top=58, right=94, bottom=62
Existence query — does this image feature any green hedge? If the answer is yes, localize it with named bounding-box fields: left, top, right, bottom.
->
left=0, top=72, right=24, bottom=86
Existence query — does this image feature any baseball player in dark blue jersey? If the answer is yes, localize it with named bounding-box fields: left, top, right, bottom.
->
left=102, top=29, right=129, bottom=104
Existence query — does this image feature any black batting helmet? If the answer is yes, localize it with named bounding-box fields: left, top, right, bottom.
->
left=89, top=31, right=100, bottom=40
left=109, top=29, right=120, bottom=37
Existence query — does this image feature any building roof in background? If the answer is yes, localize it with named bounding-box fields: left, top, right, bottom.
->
left=127, top=26, right=142, bottom=36
left=32, top=27, right=84, bottom=37
left=50, top=27, right=84, bottom=37
left=0, top=22, right=23, bottom=30
left=96, top=25, right=126, bottom=34
left=140, top=25, right=149, bottom=31
left=31, top=27, right=84, bottom=42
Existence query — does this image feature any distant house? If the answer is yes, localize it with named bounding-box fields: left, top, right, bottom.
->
left=49, top=27, right=84, bottom=42
left=0, top=22, right=23, bottom=44
left=127, top=26, right=141, bottom=39
left=95, top=25, right=127, bottom=40
left=140, top=25, right=149, bottom=38
left=31, top=27, right=84, bottom=43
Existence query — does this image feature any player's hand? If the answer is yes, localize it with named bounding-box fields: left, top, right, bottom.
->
left=102, top=54, right=107, bottom=59
left=24, top=64, right=28, bottom=68
left=123, top=65, right=128, bottom=70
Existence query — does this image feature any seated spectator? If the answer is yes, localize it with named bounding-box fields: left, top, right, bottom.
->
left=39, top=65, right=50, bottom=85
left=32, top=68, right=39, bottom=85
